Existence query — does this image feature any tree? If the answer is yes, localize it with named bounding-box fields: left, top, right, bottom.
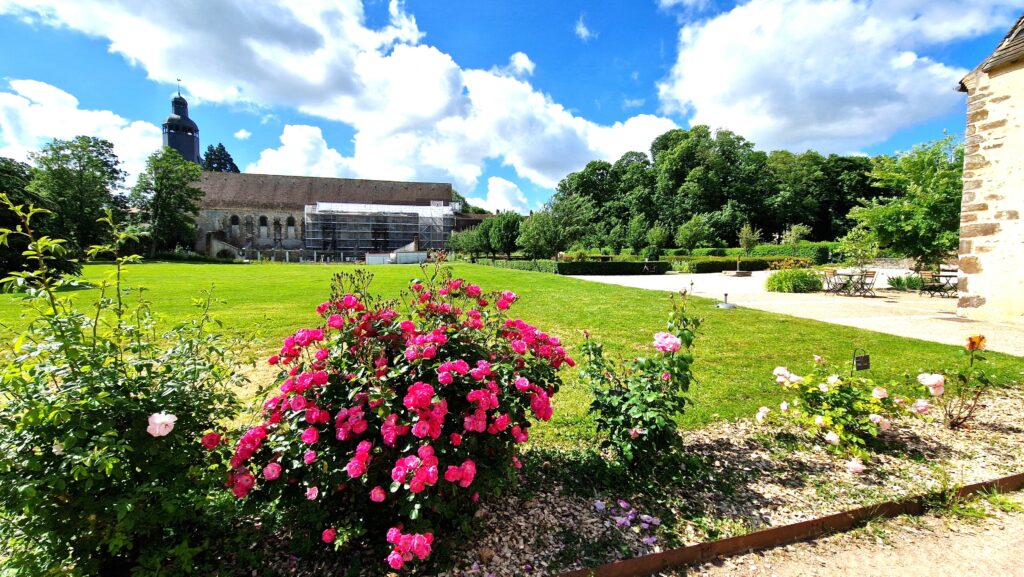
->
left=673, top=213, right=718, bottom=251
left=201, top=143, right=240, bottom=173
left=487, top=211, right=523, bottom=258
left=850, top=136, right=963, bottom=269
left=549, top=192, right=599, bottom=251
left=780, top=224, right=812, bottom=245
left=626, top=215, right=648, bottom=254
left=130, top=147, right=204, bottom=257
left=27, top=136, right=125, bottom=253
left=475, top=218, right=497, bottom=259
left=452, top=191, right=489, bottom=214
left=838, top=226, right=879, bottom=271
left=737, top=223, right=761, bottom=271
left=516, top=210, right=560, bottom=259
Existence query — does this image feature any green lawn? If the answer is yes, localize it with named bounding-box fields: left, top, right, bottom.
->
left=1, top=262, right=1019, bottom=447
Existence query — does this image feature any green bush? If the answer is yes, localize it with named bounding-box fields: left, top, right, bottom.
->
left=0, top=203, right=247, bottom=575
left=581, top=297, right=700, bottom=465
left=765, top=268, right=824, bottom=293
left=691, top=247, right=727, bottom=257
left=682, top=256, right=812, bottom=274
left=749, top=242, right=837, bottom=264
left=887, top=274, right=924, bottom=291
left=665, top=248, right=690, bottom=256
left=556, top=261, right=670, bottom=275
left=475, top=258, right=558, bottom=273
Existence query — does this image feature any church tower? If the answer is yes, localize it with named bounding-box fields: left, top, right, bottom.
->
left=162, top=92, right=200, bottom=163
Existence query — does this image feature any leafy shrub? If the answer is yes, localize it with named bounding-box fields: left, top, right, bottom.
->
left=0, top=202, right=246, bottom=575
left=665, top=248, right=690, bottom=257
left=581, top=297, right=700, bottom=465
left=748, top=242, right=837, bottom=264
left=681, top=256, right=812, bottom=273
left=555, top=261, right=670, bottom=275
left=756, top=358, right=919, bottom=466
left=765, top=269, right=823, bottom=293
left=154, top=249, right=245, bottom=264
left=475, top=258, right=557, bottom=274
left=887, top=274, right=924, bottom=291
left=921, top=335, right=996, bottom=429
left=224, top=266, right=571, bottom=571
left=691, top=247, right=727, bottom=257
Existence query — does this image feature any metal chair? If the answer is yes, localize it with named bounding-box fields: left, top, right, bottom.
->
left=853, top=270, right=877, bottom=297
left=822, top=269, right=843, bottom=295
left=919, top=271, right=944, bottom=297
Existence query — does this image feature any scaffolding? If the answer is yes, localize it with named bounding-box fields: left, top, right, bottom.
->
left=304, top=202, right=457, bottom=260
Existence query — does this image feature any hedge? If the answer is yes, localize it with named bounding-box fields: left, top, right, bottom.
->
left=680, top=256, right=813, bottom=274
left=690, top=243, right=838, bottom=264
left=691, top=247, right=728, bottom=257
left=556, top=261, right=670, bottom=275
left=475, top=259, right=558, bottom=273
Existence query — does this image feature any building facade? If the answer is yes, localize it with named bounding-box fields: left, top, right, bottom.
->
left=957, top=15, right=1024, bottom=323
left=194, top=171, right=456, bottom=261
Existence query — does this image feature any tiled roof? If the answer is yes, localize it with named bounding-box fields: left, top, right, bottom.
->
left=983, top=14, right=1024, bottom=73
left=196, top=172, right=452, bottom=211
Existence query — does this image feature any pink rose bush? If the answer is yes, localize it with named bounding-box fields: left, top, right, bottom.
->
left=219, top=267, right=569, bottom=570
left=581, top=295, right=701, bottom=465
left=757, top=356, right=917, bottom=465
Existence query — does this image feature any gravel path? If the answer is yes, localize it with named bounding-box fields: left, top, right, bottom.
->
left=571, top=272, right=1024, bottom=356
left=693, top=492, right=1024, bottom=577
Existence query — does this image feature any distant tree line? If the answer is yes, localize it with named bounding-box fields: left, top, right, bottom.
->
left=449, top=127, right=964, bottom=268
left=0, top=138, right=242, bottom=274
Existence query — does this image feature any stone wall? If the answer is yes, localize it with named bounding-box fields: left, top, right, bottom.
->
left=196, top=207, right=305, bottom=254
left=959, top=59, right=1024, bottom=323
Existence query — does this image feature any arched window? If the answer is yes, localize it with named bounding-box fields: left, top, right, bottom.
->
left=229, top=215, right=240, bottom=225
left=286, top=216, right=296, bottom=227
left=258, top=216, right=269, bottom=227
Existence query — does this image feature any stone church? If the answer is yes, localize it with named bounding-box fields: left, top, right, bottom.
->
left=160, top=94, right=463, bottom=261
left=957, top=14, right=1023, bottom=323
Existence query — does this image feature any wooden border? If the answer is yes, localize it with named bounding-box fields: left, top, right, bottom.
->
left=555, top=471, right=1024, bottom=577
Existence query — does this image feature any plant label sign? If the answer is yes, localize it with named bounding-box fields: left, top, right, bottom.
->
left=854, top=354, right=871, bottom=371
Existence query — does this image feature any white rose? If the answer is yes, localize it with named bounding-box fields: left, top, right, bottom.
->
left=146, top=412, right=177, bottom=437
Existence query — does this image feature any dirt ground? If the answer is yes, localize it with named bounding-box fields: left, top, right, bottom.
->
left=691, top=493, right=1024, bottom=577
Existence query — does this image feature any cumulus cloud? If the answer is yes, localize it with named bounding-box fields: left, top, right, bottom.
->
left=0, top=79, right=160, bottom=182
left=574, top=14, right=596, bottom=41
left=492, top=52, right=535, bottom=78
left=464, top=177, right=530, bottom=214
left=657, top=0, right=1024, bottom=152
left=233, top=128, right=252, bottom=140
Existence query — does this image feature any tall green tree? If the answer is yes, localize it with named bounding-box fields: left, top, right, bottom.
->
left=27, top=136, right=125, bottom=252
left=201, top=143, right=240, bottom=173
left=850, top=136, right=963, bottom=268
left=625, top=215, right=648, bottom=254
left=673, top=213, right=718, bottom=251
left=516, top=210, right=561, bottom=259
left=131, top=147, right=204, bottom=257
left=487, top=211, right=523, bottom=258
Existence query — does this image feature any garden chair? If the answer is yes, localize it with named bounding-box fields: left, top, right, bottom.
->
left=852, top=270, right=877, bottom=297
left=919, top=271, right=945, bottom=297
left=822, top=269, right=843, bottom=295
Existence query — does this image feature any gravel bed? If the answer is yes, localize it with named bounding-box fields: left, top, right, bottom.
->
left=441, top=388, right=1024, bottom=576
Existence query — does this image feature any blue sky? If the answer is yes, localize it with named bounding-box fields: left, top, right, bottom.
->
left=0, top=0, right=1021, bottom=212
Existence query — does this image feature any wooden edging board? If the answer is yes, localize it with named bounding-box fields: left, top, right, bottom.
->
left=554, top=471, right=1024, bottom=577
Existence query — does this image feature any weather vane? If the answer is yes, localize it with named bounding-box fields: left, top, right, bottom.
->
left=176, top=78, right=182, bottom=96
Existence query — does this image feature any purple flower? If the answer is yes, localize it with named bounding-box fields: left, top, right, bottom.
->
left=616, top=499, right=631, bottom=509
left=613, top=515, right=631, bottom=527
left=593, top=500, right=606, bottom=511
left=642, top=536, right=658, bottom=545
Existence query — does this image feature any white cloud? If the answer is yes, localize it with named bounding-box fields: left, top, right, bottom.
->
left=465, top=177, right=530, bottom=214
left=658, top=0, right=710, bottom=9
left=623, top=98, right=645, bottom=109
left=0, top=0, right=676, bottom=196
left=233, top=128, right=252, bottom=140
left=0, top=79, right=160, bottom=183
left=657, top=0, right=1024, bottom=152
left=574, top=14, right=596, bottom=41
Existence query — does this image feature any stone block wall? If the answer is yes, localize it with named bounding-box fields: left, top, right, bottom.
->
left=958, top=60, right=1024, bottom=323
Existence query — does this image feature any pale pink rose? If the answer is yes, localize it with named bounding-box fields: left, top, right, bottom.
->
left=869, top=413, right=883, bottom=424
left=756, top=406, right=770, bottom=423
left=652, top=332, right=682, bottom=353
left=628, top=427, right=646, bottom=439
left=146, top=412, right=177, bottom=437
left=306, top=486, right=319, bottom=500
left=878, top=418, right=891, bottom=431
left=780, top=401, right=789, bottom=412
left=813, top=355, right=824, bottom=364
left=845, top=458, right=866, bottom=474
left=818, top=383, right=829, bottom=392
left=917, top=373, right=945, bottom=396
left=789, top=374, right=804, bottom=385
left=773, top=366, right=791, bottom=379
left=824, top=431, right=840, bottom=445
left=910, top=399, right=932, bottom=414
left=872, top=387, right=888, bottom=400
left=827, top=375, right=841, bottom=385
left=814, top=415, right=825, bottom=426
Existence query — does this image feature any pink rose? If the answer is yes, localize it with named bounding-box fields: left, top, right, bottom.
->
left=917, top=373, right=945, bottom=396
left=845, top=458, right=866, bottom=474
left=322, top=528, right=336, bottom=544
left=755, top=406, right=770, bottom=423
left=652, top=332, right=682, bottom=353
left=824, top=431, right=840, bottom=445
left=910, top=399, right=932, bottom=414
left=301, top=427, right=319, bottom=444
left=201, top=432, right=221, bottom=450
left=303, top=450, right=317, bottom=464
left=872, top=387, right=888, bottom=399
left=306, top=486, right=319, bottom=500
left=262, top=462, right=281, bottom=480
left=370, top=486, right=386, bottom=502
left=146, top=412, right=177, bottom=437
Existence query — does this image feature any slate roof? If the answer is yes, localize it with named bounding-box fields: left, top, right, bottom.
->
left=196, top=172, right=453, bottom=211
left=983, top=14, right=1024, bottom=73
left=960, top=14, right=1024, bottom=91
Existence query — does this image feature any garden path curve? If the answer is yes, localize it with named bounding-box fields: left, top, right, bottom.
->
left=571, top=271, right=1024, bottom=356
